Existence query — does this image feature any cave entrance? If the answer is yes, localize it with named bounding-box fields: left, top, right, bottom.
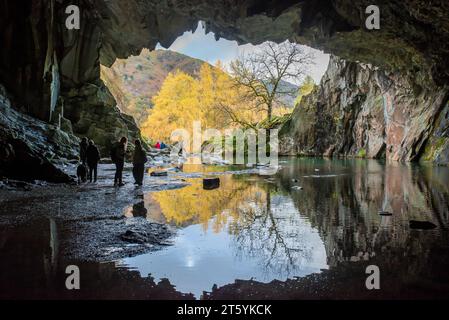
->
left=100, top=21, right=330, bottom=148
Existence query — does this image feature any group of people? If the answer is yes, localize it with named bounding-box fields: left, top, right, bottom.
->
left=79, top=138, right=100, bottom=183
left=79, top=136, right=148, bottom=187
left=154, top=141, right=167, bottom=149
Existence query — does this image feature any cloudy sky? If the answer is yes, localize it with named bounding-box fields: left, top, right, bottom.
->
left=156, top=22, right=330, bottom=84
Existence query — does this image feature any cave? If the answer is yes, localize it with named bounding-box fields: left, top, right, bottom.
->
left=1, top=0, right=448, bottom=181
left=1, top=0, right=449, bottom=302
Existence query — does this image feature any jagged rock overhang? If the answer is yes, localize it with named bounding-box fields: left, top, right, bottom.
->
left=94, top=0, right=449, bottom=84
left=1, top=0, right=449, bottom=117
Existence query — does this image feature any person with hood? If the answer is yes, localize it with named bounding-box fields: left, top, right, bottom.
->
left=111, top=137, right=127, bottom=187
left=79, top=137, right=88, bottom=164
left=86, top=139, right=101, bottom=183
left=132, top=139, right=148, bottom=186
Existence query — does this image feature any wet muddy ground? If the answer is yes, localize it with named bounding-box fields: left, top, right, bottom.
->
left=0, top=162, right=188, bottom=261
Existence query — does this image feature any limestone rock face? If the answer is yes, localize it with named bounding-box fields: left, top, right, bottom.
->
left=62, top=82, right=142, bottom=155
left=0, top=92, right=77, bottom=183
left=0, top=0, right=144, bottom=148
left=280, top=56, right=449, bottom=164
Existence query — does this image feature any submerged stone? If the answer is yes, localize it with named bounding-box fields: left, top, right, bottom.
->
left=409, top=220, right=437, bottom=230
left=150, top=171, right=168, bottom=177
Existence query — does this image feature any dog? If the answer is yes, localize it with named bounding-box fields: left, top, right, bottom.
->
left=77, top=163, right=87, bottom=184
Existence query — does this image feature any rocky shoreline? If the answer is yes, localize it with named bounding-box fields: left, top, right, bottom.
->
left=0, top=161, right=188, bottom=262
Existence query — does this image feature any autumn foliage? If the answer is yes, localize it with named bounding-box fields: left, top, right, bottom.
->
left=140, top=62, right=290, bottom=141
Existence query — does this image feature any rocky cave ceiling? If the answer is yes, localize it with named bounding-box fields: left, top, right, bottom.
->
left=91, top=0, right=449, bottom=85
left=1, top=0, right=448, bottom=120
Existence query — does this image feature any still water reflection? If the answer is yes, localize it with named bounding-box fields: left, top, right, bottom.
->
left=1, top=157, right=449, bottom=299
left=120, top=158, right=449, bottom=298
left=122, top=176, right=328, bottom=297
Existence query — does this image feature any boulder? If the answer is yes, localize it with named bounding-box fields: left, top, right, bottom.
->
left=203, top=178, right=220, bottom=190
left=150, top=171, right=168, bottom=177
left=0, top=98, right=77, bottom=183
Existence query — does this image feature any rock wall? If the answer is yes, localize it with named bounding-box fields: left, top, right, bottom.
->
left=280, top=56, right=449, bottom=165
left=57, top=0, right=144, bottom=153
left=0, top=0, right=144, bottom=158
left=0, top=87, right=77, bottom=183
left=62, top=83, right=142, bottom=154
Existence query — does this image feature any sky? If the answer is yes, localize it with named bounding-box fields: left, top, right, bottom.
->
left=156, top=22, right=330, bottom=85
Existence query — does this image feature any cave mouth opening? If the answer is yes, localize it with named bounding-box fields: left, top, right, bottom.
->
left=100, top=21, right=330, bottom=147
left=1, top=1, right=449, bottom=186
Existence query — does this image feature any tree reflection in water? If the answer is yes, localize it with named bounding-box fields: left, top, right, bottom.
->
left=143, top=158, right=449, bottom=286
left=146, top=174, right=323, bottom=278
left=229, top=192, right=316, bottom=278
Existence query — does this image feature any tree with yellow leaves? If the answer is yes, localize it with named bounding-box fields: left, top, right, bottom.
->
left=141, top=62, right=265, bottom=141
left=141, top=71, right=199, bottom=141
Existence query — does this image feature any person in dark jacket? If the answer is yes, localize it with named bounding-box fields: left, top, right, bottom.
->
left=86, top=139, right=101, bottom=183
left=79, top=137, right=88, bottom=164
left=113, top=137, right=127, bottom=187
left=132, top=139, right=148, bottom=186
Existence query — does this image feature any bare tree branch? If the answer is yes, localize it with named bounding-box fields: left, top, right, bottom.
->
left=230, top=41, right=315, bottom=121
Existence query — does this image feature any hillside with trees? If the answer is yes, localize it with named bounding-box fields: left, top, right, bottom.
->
left=101, top=49, right=302, bottom=129
left=101, top=49, right=207, bottom=125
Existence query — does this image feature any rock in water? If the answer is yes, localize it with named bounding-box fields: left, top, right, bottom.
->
left=409, top=220, right=437, bottom=230
left=203, top=178, right=220, bottom=190
left=120, top=230, right=149, bottom=244
left=150, top=171, right=168, bottom=177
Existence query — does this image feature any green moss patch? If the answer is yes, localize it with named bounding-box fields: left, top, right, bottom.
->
left=421, top=137, right=448, bottom=161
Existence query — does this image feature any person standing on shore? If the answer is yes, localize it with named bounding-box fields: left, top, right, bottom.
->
left=79, top=137, right=88, bottom=164
left=132, top=139, right=148, bottom=186
left=86, top=139, right=100, bottom=183
left=111, top=137, right=127, bottom=187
